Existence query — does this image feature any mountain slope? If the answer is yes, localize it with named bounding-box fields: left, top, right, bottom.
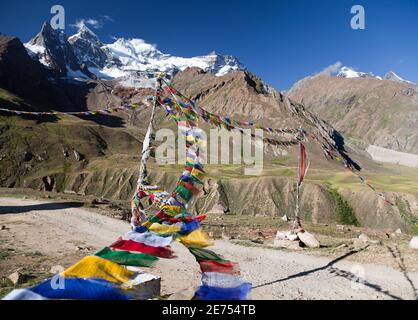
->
left=0, top=34, right=93, bottom=112
left=1, top=63, right=417, bottom=231
left=68, top=24, right=112, bottom=70
left=288, top=73, right=418, bottom=156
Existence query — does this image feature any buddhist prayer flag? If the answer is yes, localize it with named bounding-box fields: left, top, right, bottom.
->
left=124, top=230, right=173, bottom=247
left=30, top=278, right=129, bottom=300
left=188, top=247, right=225, bottom=262
left=298, top=143, right=309, bottom=186
left=179, top=220, right=201, bottom=235
left=61, top=256, right=135, bottom=284
left=2, top=289, right=48, bottom=300
left=194, top=283, right=251, bottom=300
left=178, top=229, right=213, bottom=248
left=110, top=238, right=174, bottom=258
left=148, top=223, right=182, bottom=235
left=95, top=247, right=158, bottom=267
left=198, top=260, right=240, bottom=275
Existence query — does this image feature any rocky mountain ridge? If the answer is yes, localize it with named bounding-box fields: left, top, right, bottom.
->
left=24, top=22, right=245, bottom=88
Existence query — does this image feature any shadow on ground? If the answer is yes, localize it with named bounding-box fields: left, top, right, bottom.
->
left=0, top=202, right=84, bottom=214
left=252, top=245, right=405, bottom=300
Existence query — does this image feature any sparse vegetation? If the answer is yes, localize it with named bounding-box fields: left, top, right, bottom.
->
left=328, top=188, right=359, bottom=226
left=396, top=197, right=418, bottom=235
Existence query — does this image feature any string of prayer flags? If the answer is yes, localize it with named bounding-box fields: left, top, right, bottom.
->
left=161, top=79, right=307, bottom=143
left=0, top=103, right=145, bottom=116
left=4, top=76, right=252, bottom=300
left=309, top=132, right=394, bottom=206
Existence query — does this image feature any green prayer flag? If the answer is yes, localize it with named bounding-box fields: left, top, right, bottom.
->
left=188, top=247, right=227, bottom=263
left=95, top=247, right=158, bottom=267
left=175, top=185, right=193, bottom=202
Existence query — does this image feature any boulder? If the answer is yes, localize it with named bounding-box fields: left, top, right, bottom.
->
left=8, top=271, right=31, bottom=285
left=275, top=231, right=287, bottom=240
left=73, top=150, right=84, bottom=161
left=275, top=230, right=299, bottom=241
left=358, top=233, right=369, bottom=243
left=297, top=231, right=320, bottom=248
left=287, top=232, right=299, bottom=241
left=410, top=237, right=418, bottom=250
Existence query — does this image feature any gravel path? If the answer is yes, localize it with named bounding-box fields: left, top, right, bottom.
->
left=1, top=197, right=417, bottom=300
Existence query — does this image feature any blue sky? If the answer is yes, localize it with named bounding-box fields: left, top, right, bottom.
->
left=1, top=0, right=417, bottom=89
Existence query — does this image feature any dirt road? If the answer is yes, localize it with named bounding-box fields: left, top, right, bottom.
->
left=1, top=197, right=417, bottom=300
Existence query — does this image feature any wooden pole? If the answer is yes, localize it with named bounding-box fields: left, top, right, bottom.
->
left=294, top=143, right=301, bottom=229
left=137, top=74, right=163, bottom=187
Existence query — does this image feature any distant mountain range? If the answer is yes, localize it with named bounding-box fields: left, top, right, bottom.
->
left=334, top=66, right=416, bottom=86
left=289, top=64, right=418, bottom=157
left=24, top=22, right=245, bottom=88
left=1, top=21, right=417, bottom=161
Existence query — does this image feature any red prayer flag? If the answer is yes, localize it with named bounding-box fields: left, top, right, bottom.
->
left=198, top=260, right=240, bottom=275
left=181, top=181, right=200, bottom=195
left=298, top=143, right=309, bottom=186
left=110, top=238, right=173, bottom=258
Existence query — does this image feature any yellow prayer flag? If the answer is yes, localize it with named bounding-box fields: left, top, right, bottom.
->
left=178, top=229, right=214, bottom=248
left=142, top=221, right=153, bottom=228
left=160, top=205, right=182, bottom=213
left=61, top=256, right=134, bottom=284
left=191, top=167, right=204, bottom=180
left=149, top=223, right=181, bottom=235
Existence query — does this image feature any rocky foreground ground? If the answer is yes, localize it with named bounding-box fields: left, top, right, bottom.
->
left=1, top=195, right=418, bottom=300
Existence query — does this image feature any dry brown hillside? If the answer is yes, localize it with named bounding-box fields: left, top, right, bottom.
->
left=288, top=74, right=418, bottom=154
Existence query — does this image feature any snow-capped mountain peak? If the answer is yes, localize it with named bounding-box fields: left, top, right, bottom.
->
left=68, top=23, right=100, bottom=43
left=330, top=65, right=415, bottom=85
left=25, top=22, right=82, bottom=75
left=336, top=66, right=378, bottom=79
left=67, top=24, right=110, bottom=69
left=107, top=38, right=164, bottom=62
left=24, top=22, right=246, bottom=88
left=383, top=71, right=415, bottom=85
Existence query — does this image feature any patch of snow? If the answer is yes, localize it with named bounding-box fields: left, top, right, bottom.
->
left=336, top=66, right=377, bottom=79
left=330, top=65, right=415, bottom=85
left=66, top=67, right=89, bottom=80
left=24, top=43, right=50, bottom=67
left=384, top=71, right=416, bottom=85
